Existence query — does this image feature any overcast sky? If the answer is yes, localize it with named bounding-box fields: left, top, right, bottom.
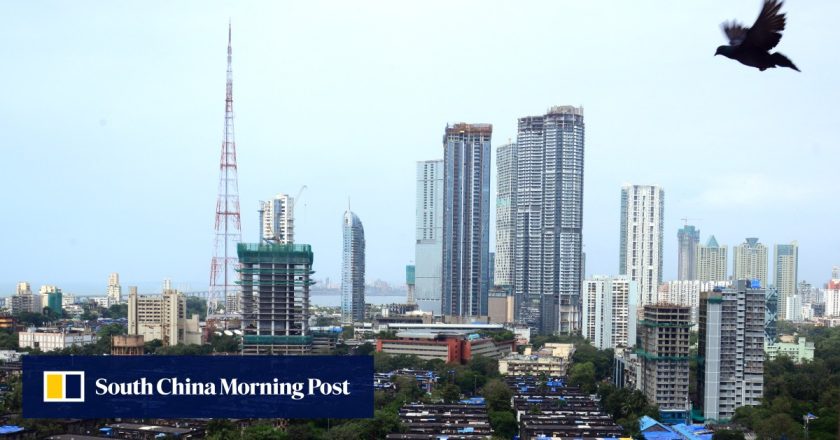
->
left=2, top=1, right=839, bottom=295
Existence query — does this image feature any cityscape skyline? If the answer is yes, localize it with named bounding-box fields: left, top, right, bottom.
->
left=4, top=1, right=840, bottom=293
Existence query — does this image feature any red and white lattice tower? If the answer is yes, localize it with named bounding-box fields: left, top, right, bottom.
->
left=209, top=23, right=242, bottom=314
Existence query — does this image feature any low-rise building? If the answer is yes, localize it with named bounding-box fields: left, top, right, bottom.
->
left=386, top=403, right=493, bottom=439
left=111, top=335, right=145, bottom=355
left=376, top=331, right=513, bottom=364
left=765, top=335, right=814, bottom=364
left=498, top=343, right=575, bottom=376
left=18, top=328, right=96, bottom=351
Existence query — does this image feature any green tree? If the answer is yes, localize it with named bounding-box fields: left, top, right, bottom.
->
left=481, top=379, right=512, bottom=412
left=356, top=342, right=375, bottom=356
left=186, top=296, right=207, bottom=321
left=712, top=430, right=746, bottom=440
left=440, top=383, right=461, bottom=403
left=241, top=424, right=286, bottom=440
left=489, top=410, right=517, bottom=438
left=0, top=329, right=18, bottom=350
left=569, top=361, right=596, bottom=393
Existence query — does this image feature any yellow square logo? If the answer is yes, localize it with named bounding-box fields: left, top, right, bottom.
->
left=43, top=371, right=85, bottom=403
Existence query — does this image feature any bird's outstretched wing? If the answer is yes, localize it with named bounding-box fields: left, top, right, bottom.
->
left=722, top=20, right=749, bottom=46
left=745, top=0, right=787, bottom=51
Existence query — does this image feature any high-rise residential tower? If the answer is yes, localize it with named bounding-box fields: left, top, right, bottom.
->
left=107, top=272, right=122, bottom=303
left=342, top=210, right=366, bottom=323
left=733, top=238, right=768, bottom=288
left=495, top=142, right=517, bottom=289
left=774, top=241, right=799, bottom=321
left=582, top=276, right=638, bottom=350
left=677, top=225, right=700, bottom=281
left=238, top=243, right=314, bottom=354
left=696, top=236, right=728, bottom=282
left=619, top=185, right=665, bottom=306
left=698, top=280, right=765, bottom=423
left=514, top=106, right=585, bottom=334
left=441, top=123, right=491, bottom=317
left=415, top=159, right=444, bottom=315
left=260, top=193, right=295, bottom=244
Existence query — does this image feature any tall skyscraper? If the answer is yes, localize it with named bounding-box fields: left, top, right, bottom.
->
left=698, top=280, right=764, bottom=423
left=696, top=236, right=728, bottom=282
left=619, top=185, right=664, bottom=306
left=342, top=210, right=366, bottom=323
left=260, top=193, right=295, bottom=244
left=415, top=159, right=444, bottom=315
left=494, top=142, right=517, bottom=289
left=638, top=304, right=691, bottom=425
left=514, top=106, right=585, bottom=335
left=442, top=123, right=491, bottom=317
left=677, top=225, right=700, bottom=280
left=733, top=238, right=768, bottom=288
left=826, top=279, right=840, bottom=317
left=774, top=241, right=799, bottom=321
left=238, top=243, right=314, bottom=355
left=581, top=276, right=638, bottom=350
left=107, top=272, right=122, bottom=303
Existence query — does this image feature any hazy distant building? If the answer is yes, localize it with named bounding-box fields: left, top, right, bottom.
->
left=638, top=304, right=691, bottom=424
left=406, top=265, right=416, bottom=305
left=442, top=123, right=491, bottom=317
left=582, top=276, right=638, bottom=350
left=415, top=159, right=444, bottom=315
left=515, top=107, right=585, bottom=334
left=698, top=280, right=764, bottom=423
left=260, top=193, right=295, bottom=244
left=696, top=236, right=728, bottom=282
left=10, top=282, right=36, bottom=314
left=127, top=286, right=200, bottom=347
left=238, top=242, right=314, bottom=355
left=733, top=238, right=768, bottom=288
left=677, top=225, right=700, bottom=281
left=495, top=142, right=517, bottom=289
left=619, top=185, right=664, bottom=306
left=825, top=279, right=840, bottom=317
left=785, top=294, right=802, bottom=322
left=774, top=242, right=799, bottom=321
left=342, top=210, right=366, bottom=323
left=107, top=272, right=122, bottom=304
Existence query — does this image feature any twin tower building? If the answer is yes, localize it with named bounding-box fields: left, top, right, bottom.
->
left=416, top=106, right=585, bottom=334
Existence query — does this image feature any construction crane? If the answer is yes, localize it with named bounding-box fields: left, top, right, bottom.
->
left=680, top=217, right=702, bottom=226
left=292, top=185, right=307, bottom=210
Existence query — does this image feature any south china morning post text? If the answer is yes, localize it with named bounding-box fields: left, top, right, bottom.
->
left=22, top=355, right=374, bottom=419
left=93, top=377, right=351, bottom=400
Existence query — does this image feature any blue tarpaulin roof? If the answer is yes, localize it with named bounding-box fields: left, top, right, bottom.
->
left=0, top=426, right=24, bottom=435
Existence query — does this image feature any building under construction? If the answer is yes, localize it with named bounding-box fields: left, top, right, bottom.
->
left=237, top=243, right=314, bottom=355
left=637, top=303, right=692, bottom=425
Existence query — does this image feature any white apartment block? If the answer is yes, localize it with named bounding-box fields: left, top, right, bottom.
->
left=260, top=193, right=295, bottom=244
left=494, top=142, right=516, bottom=288
left=582, top=276, right=639, bottom=350
left=128, top=289, right=201, bottom=346
left=658, top=280, right=730, bottom=325
left=19, top=328, right=96, bottom=351
left=619, top=185, right=664, bottom=306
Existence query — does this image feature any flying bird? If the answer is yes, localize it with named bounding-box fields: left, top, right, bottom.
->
left=716, top=0, right=800, bottom=72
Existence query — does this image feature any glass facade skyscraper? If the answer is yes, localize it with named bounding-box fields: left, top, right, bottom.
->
left=441, top=123, right=491, bottom=317
left=677, top=225, right=700, bottom=280
left=514, top=106, right=585, bottom=334
left=341, top=210, right=365, bottom=323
